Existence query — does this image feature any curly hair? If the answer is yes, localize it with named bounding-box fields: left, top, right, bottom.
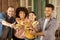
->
left=16, top=7, right=28, bottom=18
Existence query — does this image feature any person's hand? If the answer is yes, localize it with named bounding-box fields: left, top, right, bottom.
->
left=10, top=22, right=16, bottom=28
left=10, top=24, right=16, bottom=28
left=36, top=32, right=44, bottom=36
left=30, top=29, right=37, bottom=35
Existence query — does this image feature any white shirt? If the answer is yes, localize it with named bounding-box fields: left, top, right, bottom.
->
left=40, top=19, right=49, bottom=40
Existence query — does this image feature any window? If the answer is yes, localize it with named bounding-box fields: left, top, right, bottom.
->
left=20, top=0, right=34, bottom=11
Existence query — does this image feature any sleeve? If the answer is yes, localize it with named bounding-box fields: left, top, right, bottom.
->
left=37, top=19, right=42, bottom=32
left=0, top=13, right=5, bottom=23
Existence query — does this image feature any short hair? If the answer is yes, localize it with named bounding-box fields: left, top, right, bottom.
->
left=29, top=11, right=36, bottom=16
left=29, top=11, right=36, bottom=20
left=7, top=6, right=15, bottom=11
left=45, top=4, right=54, bottom=10
left=8, top=6, right=14, bottom=8
left=16, top=7, right=28, bottom=18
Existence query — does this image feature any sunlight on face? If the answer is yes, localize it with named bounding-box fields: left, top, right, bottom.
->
left=7, top=7, right=15, bottom=17
left=44, top=7, right=54, bottom=17
left=29, top=13, right=36, bottom=21
left=19, top=11, right=25, bottom=19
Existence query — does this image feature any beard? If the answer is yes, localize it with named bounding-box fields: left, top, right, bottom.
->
left=45, top=14, right=52, bottom=18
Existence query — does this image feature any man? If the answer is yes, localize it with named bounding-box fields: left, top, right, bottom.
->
left=2, top=6, right=15, bottom=40
left=32, top=4, right=59, bottom=40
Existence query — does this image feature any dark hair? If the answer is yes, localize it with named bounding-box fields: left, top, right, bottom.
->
left=29, top=11, right=36, bottom=16
left=8, top=6, right=14, bottom=9
left=45, top=4, right=54, bottom=10
left=29, top=11, right=36, bottom=20
left=16, top=7, right=28, bottom=18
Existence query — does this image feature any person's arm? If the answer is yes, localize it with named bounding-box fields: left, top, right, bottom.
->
left=2, top=20, right=12, bottom=27
left=31, top=27, right=44, bottom=36
left=2, top=20, right=16, bottom=28
left=37, top=19, right=59, bottom=36
left=31, top=19, right=42, bottom=36
left=0, top=13, right=4, bottom=23
left=36, top=32, right=44, bottom=36
left=31, top=19, right=59, bottom=37
left=0, top=13, right=15, bottom=28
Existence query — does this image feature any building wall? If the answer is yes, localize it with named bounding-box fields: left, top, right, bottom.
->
left=0, top=0, right=19, bottom=12
left=38, top=0, right=42, bottom=18
left=0, top=0, right=42, bottom=19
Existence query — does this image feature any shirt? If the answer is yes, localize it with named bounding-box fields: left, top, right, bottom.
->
left=40, top=18, right=49, bottom=40
left=0, top=13, right=4, bottom=37
left=36, top=17, right=58, bottom=40
left=2, top=13, right=15, bottom=39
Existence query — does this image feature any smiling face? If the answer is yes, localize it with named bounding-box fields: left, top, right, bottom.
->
left=44, top=7, right=54, bottom=17
left=19, top=11, right=26, bottom=19
left=29, top=13, right=36, bottom=21
left=7, top=7, right=15, bottom=17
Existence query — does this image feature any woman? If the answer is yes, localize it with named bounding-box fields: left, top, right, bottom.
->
left=13, top=7, right=28, bottom=40
left=25, top=11, right=39, bottom=40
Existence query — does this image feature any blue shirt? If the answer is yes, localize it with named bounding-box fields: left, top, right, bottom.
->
left=0, top=13, right=4, bottom=37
